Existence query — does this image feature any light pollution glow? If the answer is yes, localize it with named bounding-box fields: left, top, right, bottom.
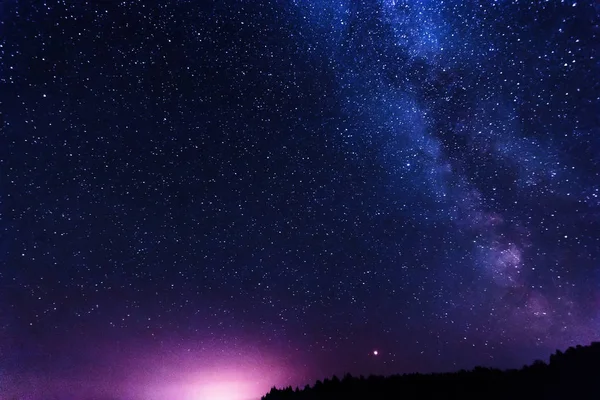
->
left=127, top=345, right=299, bottom=400
left=140, top=367, right=271, bottom=400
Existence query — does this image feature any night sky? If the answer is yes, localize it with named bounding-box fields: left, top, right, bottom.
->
left=1, top=1, right=599, bottom=399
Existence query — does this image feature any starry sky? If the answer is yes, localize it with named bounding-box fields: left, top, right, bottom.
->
left=1, top=1, right=599, bottom=399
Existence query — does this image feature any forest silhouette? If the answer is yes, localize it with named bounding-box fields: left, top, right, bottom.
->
left=262, top=342, right=600, bottom=400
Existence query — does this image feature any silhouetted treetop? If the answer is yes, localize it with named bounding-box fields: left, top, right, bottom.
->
left=262, top=342, right=600, bottom=400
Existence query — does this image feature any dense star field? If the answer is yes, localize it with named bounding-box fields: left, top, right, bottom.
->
left=1, top=1, right=599, bottom=399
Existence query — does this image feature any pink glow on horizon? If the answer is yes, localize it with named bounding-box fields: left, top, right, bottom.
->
left=133, top=348, right=296, bottom=400
left=141, top=367, right=278, bottom=400
left=0, top=335, right=304, bottom=400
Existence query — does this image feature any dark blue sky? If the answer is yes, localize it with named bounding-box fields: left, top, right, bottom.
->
left=1, top=1, right=599, bottom=399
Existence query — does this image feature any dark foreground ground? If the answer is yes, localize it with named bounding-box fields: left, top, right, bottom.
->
left=263, top=342, right=600, bottom=400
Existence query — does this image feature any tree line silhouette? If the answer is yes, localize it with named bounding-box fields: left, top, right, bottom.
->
left=263, top=342, right=600, bottom=400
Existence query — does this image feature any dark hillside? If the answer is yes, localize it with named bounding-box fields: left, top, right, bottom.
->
left=263, top=342, right=600, bottom=400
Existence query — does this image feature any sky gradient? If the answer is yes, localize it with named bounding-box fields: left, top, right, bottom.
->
left=1, top=1, right=599, bottom=399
